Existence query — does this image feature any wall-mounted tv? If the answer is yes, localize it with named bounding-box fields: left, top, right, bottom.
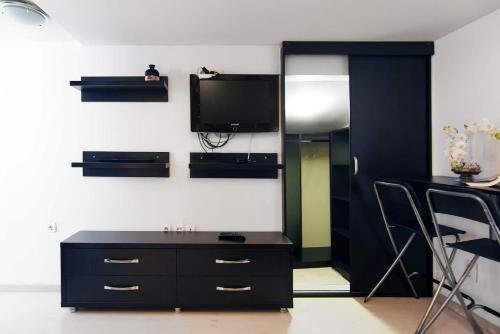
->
left=190, top=74, right=279, bottom=133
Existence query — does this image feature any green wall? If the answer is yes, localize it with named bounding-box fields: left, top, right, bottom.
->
left=300, top=142, right=331, bottom=248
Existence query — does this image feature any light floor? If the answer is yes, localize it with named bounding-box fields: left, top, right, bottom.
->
left=293, top=267, right=349, bottom=290
left=0, top=292, right=484, bottom=334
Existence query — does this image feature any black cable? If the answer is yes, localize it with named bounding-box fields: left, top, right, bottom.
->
left=197, top=133, right=206, bottom=153
left=197, top=132, right=236, bottom=152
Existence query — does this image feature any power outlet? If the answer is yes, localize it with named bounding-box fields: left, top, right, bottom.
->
left=48, top=223, right=57, bottom=233
left=185, top=224, right=196, bottom=232
left=464, top=259, right=479, bottom=283
left=174, top=224, right=185, bottom=232
left=161, top=224, right=172, bottom=232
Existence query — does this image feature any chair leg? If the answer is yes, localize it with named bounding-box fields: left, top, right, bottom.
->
left=416, top=236, right=459, bottom=332
left=427, top=215, right=484, bottom=334
left=364, top=233, right=416, bottom=303
left=434, top=248, right=484, bottom=334
left=418, top=255, right=481, bottom=334
left=385, top=227, right=419, bottom=300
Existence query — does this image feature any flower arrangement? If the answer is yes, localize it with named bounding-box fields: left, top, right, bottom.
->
left=443, top=118, right=500, bottom=178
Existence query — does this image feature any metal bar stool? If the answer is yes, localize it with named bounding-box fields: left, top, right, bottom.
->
left=365, top=180, right=465, bottom=306
left=418, top=187, right=500, bottom=333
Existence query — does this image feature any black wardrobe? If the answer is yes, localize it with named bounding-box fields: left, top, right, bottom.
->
left=282, top=42, right=433, bottom=297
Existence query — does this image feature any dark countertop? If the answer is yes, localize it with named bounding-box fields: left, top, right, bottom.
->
left=61, top=231, right=293, bottom=249
left=408, top=176, right=500, bottom=195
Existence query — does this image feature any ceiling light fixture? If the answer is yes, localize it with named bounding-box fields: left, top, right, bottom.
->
left=0, top=0, right=49, bottom=26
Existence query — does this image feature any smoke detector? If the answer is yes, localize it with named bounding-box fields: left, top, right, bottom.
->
left=0, top=0, right=49, bottom=26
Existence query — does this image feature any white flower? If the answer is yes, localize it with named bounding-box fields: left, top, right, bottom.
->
left=446, top=139, right=455, bottom=147
left=464, top=122, right=478, bottom=134
left=455, top=133, right=468, bottom=142
left=444, top=148, right=454, bottom=157
left=451, top=148, right=467, bottom=160
left=443, top=125, right=457, bottom=137
left=488, top=129, right=500, bottom=140
left=478, top=118, right=494, bottom=132
left=454, top=141, right=467, bottom=150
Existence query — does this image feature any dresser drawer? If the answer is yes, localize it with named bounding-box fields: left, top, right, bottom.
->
left=62, top=249, right=176, bottom=276
left=64, top=276, right=176, bottom=306
left=178, top=276, right=292, bottom=307
left=178, top=249, right=290, bottom=276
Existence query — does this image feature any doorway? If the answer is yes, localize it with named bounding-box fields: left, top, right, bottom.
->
left=283, top=55, right=351, bottom=292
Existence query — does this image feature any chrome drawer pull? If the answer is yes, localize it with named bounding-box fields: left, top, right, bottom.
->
left=104, top=285, right=139, bottom=291
left=216, top=286, right=251, bottom=292
left=215, top=259, right=250, bottom=264
left=104, top=258, right=139, bottom=264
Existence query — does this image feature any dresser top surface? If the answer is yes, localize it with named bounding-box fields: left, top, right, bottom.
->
left=61, top=231, right=293, bottom=249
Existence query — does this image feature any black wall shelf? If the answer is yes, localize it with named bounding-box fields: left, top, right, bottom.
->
left=72, top=151, right=170, bottom=177
left=189, top=153, right=283, bottom=179
left=70, top=76, right=168, bottom=102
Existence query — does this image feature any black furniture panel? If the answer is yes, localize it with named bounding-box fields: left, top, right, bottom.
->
left=63, top=249, right=176, bottom=276
left=349, top=55, right=432, bottom=296
left=61, top=231, right=293, bottom=310
left=189, top=153, right=283, bottom=179
left=72, top=151, right=170, bottom=177
left=70, top=76, right=168, bottom=102
left=330, top=128, right=351, bottom=279
left=178, top=249, right=290, bottom=276
left=64, top=276, right=176, bottom=306
left=283, top=136, right=302, bottom=258
left=177, top=276, right=292, bottom=308
left=282, top=41, right=434, bottom=56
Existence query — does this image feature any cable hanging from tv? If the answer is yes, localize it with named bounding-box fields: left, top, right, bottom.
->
left=197, top=132, right=236, bottom=152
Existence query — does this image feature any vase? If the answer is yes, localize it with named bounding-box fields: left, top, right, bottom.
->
left=145, top=64, right=160, bottom=81
left=471, top=132, right=500, bottom=179
left=451, top=135, right=481, bottom=181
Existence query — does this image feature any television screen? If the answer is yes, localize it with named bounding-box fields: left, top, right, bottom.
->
left=190, top=74, right=279, bottom=132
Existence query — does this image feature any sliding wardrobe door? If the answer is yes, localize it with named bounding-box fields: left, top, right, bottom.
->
left=349, top=56, right=432, bottom=296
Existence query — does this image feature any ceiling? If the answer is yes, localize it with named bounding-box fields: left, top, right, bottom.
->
left=286, top=76, right=350, bottom=134
left=34, top=0, right=500, bottom=45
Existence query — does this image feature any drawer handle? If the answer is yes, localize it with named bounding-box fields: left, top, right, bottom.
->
left=215, top=259, right=250, bottom=264
left=216, top=286, right=252, bottom=292
left=104, top=258, right=139, bottom=264
left=104, top=285, right=139, bottom=291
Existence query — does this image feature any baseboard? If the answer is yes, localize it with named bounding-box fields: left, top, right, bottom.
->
left=0, top=285, right=60, bottom=292
left=436, top=294, right=500, bottom=334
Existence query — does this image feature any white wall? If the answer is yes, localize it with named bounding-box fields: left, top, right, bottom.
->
left=0, top=42, right=281, bottom=287
left=432, top=8, right=500, bottom=325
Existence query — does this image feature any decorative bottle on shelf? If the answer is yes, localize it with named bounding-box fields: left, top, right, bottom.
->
left=145, top=64, right=160, bottom=81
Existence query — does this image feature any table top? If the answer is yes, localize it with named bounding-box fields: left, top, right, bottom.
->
left=409, top=176, right=500, bottom=195
left=61, top=231, right=293, bottom=249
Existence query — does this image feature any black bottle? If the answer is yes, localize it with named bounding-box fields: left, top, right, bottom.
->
left=145, top=64, right=160, bottom=81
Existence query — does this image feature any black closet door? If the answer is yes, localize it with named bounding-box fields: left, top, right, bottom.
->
left=349, top=56, right=432, bottom=296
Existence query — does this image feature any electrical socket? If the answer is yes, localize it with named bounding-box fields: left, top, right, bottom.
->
left=185, top=224, right=196, bottom=232
left=48, top=223, right=57, bottom=233
left=161, top=224, right=173, bottom=232
left=174, top=224, right=185, bottom=232
left=464, top=259, right=479, bottom=283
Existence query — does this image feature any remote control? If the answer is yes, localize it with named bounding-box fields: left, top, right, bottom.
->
left=218, top=232, right=246, bottom=242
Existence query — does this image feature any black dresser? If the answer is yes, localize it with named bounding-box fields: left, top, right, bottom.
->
left=61, top=231, right=293, bottom=310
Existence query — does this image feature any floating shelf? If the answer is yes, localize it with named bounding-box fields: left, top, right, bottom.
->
left=70, top=76, right=168, bottom=102
left=72, top=151, right=169, bottom=177
left=189, top=153, right=283, bottom=179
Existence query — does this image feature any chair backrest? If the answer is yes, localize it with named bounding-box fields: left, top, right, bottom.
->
left=373, top=180, right=433, bottom=237
left=426, top=186, right=500, bottom=242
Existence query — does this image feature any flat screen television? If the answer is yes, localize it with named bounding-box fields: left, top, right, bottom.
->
left=190, top=74, right=279, bottom=133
